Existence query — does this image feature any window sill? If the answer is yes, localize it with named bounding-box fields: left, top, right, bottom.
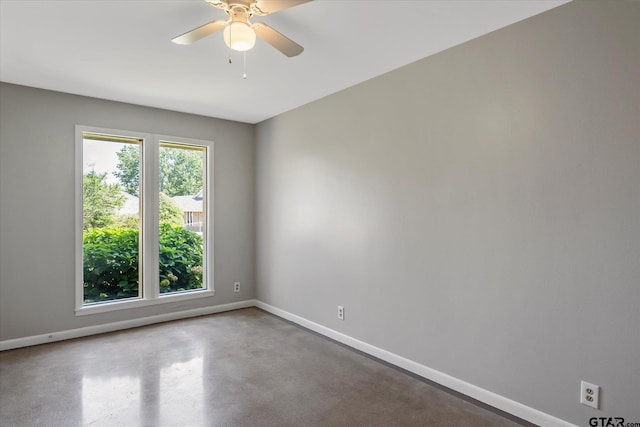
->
left=75, top=289, right=215, bottom=316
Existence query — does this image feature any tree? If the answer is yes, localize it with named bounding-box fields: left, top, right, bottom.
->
left=114, top=145, right=203, bottom=197
left=113, top=145, right=140, bottom=197
left=158, top=146, right=203, bottom=197
left=83, top=171, right=125, bottom=229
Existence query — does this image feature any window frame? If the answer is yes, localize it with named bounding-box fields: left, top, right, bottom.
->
left=75, top=125, right=214, bottom=316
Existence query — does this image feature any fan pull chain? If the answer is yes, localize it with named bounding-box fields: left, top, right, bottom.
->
left=228, top=23, right=233, bottom=64
left=243, top=51, right=247, bottom=79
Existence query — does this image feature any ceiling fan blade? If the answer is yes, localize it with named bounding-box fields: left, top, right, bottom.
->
left=252, top=0, right=311, bottom=15
left=253, top=22, right=304, bottom=57
left=171, top=20, right=227, bottom=45
left=205, top=1, right=230, bottom=11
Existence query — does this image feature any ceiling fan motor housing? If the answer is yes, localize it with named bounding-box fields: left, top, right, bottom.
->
left=229, top=6, right=252, bottom=24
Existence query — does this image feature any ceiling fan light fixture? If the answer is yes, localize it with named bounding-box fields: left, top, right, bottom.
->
left=223, top=22, right=256, bottom=52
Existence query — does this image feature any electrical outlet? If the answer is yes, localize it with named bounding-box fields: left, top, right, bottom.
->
left=580, top=381, right=599, bottom=409
left=234, top=282, right=240, bottom=293
left=337, top=305, right=344, bottom=320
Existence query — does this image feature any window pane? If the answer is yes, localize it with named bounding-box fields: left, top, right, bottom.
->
left=159, top=143, right=206, bottom=294
left=82, top=134, right=142, bottom=304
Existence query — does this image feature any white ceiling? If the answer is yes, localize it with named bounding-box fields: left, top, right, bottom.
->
left=0, top=0, right=569, bottom=124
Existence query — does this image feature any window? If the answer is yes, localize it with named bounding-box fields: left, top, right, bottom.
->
left=158, top=141, right=208, bottom=295
left=76, top=126, right=213, bottom=314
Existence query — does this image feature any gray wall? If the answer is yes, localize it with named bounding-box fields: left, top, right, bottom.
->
left=0, top=83, right=255, bottom=340
left=256, top=1, right=640, bottom=424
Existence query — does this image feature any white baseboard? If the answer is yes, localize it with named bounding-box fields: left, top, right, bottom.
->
left=255, top=300, right=576, bottom=427
left=0, top=299, right=257, bottom=351
left=0, top=298, right=575, bottom=427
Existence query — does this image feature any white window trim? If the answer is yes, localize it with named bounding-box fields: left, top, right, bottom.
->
left=75, top=125, right=214, bottom=316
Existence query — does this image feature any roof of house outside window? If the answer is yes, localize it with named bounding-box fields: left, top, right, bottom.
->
left=118, top=192, right=140, bottom=215
left=172, top=193, right=203, bottom=213
left=116, top=191, right=203, bottom=215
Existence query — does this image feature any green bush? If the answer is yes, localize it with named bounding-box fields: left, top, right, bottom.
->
left=159, top=193, right=184, bottom=226
left=83, top=225, right=203, bottom=303
left=159, top=223, right=204, bottom=294
left=83, top=227, right=139, bottom=302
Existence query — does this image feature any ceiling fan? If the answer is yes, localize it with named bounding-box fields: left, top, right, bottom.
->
left=172, top=0, right=311, bottom=57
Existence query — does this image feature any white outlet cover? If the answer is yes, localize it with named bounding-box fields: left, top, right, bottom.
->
left=580, top=381, right=600, bottom=409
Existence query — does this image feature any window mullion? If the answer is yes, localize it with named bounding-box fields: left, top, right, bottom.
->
left=75, top=126, right=85, bottom=310
left=143, top=136, right=160, bottom=300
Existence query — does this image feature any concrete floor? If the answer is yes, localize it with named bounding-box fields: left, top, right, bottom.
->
left=0, top=308, right=529, bottom=426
